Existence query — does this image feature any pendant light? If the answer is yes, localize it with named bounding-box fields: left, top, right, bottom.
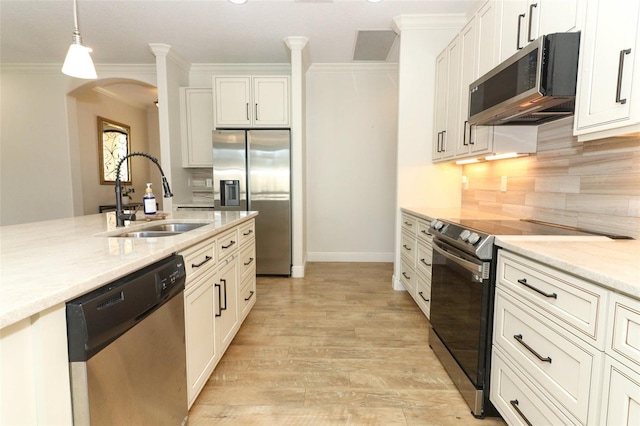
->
left=62, top=0, right=97, bottom=79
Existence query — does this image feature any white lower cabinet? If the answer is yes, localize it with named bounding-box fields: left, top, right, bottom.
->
left=493, top=249, right=640, bottom=425
left=491, top=348, right=576, bottom=426
left=181, top=218, right=256, bottom=407
left=184, top=268, right=218, bottom=405
left=398, top=211, right=433, bottom=319
left=600, top=356, right=640, bottom=426
left=216, top=259, right=239, bottom=354
left=493, top=288, right=602, bottom=424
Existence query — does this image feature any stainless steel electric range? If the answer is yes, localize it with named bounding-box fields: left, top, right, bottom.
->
left=427, top=218, right=629, bottom=418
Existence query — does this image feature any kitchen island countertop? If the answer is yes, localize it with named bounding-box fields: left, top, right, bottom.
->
left=0, top=211, right=257, bottom=329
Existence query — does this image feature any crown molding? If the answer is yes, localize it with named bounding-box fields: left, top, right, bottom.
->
left=0, top=63, right=156, bottom=75
left=392, top=14, right=467, bottom=33
left=148, top=43, right=192, bottom=73
left=308, top=62, right=398, bottom=74
left=189, top=63, right=291, bottom=75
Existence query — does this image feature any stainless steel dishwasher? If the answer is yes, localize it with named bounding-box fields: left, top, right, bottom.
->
left=66, top=254, right=188, bottom=425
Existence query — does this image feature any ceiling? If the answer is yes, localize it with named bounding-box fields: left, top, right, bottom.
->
left=1, top=0, right=476, bottom=107
left=1, top=0, right=476, bottom=66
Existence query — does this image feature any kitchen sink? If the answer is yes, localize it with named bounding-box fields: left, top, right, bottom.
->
left=138, top=223, right=208, bottom=233
left=111, top=222, right=209, bottom=238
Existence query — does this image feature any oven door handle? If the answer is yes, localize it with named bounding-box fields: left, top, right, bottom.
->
left=432, top=242, right=485, bottom=277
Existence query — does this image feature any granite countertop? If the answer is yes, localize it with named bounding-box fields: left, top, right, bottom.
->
left=0, top=210, right=257, bottom=329
left=401, top=206, right=514, bottom=221
left=401, top=206, right=638, bottom=300
left=496, top=237, right=640, bottom=300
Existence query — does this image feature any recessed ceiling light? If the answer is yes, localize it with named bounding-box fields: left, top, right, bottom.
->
left=367, top=0, right=383, bottom=3
left=228, top=0, right=247, bottom=4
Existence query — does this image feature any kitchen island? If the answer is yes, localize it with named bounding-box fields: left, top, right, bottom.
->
left=0, top=210, right=257, bottom=424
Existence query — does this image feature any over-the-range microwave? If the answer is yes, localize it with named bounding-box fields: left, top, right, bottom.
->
left=468, top=32, right=580, bottom=126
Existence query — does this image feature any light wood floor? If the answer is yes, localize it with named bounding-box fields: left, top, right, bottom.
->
left=188, top=262, right=506, bottom=425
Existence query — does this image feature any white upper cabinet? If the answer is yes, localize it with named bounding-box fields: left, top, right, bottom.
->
left=433, top=36, right=461, bottom=161
left=180, top=87, right=214, bottom=168
left=214, top=76, right=289, bottom=128
left=456, top=18, right=479, bottom=157
left=499, top=0, right=584, bottom=63
left=476, top=0, right=502, bottom=77
left=574, top=0, right=640, bottom=140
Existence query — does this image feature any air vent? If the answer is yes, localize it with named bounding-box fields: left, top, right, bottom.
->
left=353, top=30, right=397, bottom=61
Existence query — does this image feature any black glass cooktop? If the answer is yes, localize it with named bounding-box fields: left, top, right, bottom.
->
left=447, top=219, right=602, bottom=237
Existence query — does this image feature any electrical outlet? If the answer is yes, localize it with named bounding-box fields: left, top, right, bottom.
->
left=206, top=178, right=213, bottom=188
left=501, top=176, right=507, bottom=192
left=462, top=175, right=469, bottom=190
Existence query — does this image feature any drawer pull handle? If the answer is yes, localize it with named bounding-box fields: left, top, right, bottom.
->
left=220, top=279, right=228, bottom=311
left=245, top=290, right=255, bottom=301
left=222, top=240, right=236, bottom=249
left=403, top=244, right=412, bottom=251
left=418, top=291, right=429, bottom=302
left=402, top=272, right=411, bottom=280
left=420, top=258, right=432, bottom=267
left=420, top=229, right=430, bottom=235
left=510, top=399, right=533, bottom=426
left=403, top=221, right=413, bottom=227
left=191, top=255, right=212, bottom=268
left=616, top=49, right=632, bottom=104
left=244, top=257, right=254, bottom=266
left=517, top=278, right=557, bottom=299
left=514, top=334, right=552, bottom=363
left=243, top=229, right=253, bottom=236
left=214, top=283, right=222, bottom=317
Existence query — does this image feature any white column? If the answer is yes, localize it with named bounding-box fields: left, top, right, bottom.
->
left=284, top=36, right=310, bottom=278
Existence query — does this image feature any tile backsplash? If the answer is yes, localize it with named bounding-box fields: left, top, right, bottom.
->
left=462, top=117, right=640, bottom=239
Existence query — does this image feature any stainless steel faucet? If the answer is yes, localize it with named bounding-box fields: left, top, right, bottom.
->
left=114, top=152, right=173, bottom=227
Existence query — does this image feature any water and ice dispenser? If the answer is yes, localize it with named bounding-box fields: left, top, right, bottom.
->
left=220, top=180, right=240, bottom=206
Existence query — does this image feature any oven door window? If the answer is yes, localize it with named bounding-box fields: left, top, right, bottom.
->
left=430, top=241, right=489, bottom=387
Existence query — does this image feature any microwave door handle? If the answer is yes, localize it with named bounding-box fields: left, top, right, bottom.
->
left=616, top=49, right=632, bottom=104
left=432, top=243, right=484, bottom=276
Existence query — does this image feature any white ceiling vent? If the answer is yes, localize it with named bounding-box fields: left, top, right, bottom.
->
left=352, top=30, right=397, bottom=62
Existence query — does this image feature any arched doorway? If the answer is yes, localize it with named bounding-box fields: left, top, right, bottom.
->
left=67, top=79, right=161, bottom=215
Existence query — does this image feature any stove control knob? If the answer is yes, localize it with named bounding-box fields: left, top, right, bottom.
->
left=467, top=233, right=481, bottom=245
left=432, top=220, right=444, bottom=230
left=459, top=230, right=471, bottom=241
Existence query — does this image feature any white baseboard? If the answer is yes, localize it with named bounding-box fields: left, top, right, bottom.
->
left=306, top=252, right=394, bottom=262
left=291, top=264, right=305, bottom=278
left=391, top=274, right=406, bottom=291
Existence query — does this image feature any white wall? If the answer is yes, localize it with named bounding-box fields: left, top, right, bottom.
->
left=0, top=70, right=76, bottom=225
left=306, top=64, right=399, bottom=261
left=391, top=16, right=465, bottom=289
left=0, top=65, right=157, bottom=226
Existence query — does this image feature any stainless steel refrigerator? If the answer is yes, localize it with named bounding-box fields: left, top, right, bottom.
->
left=212, top=129, right=291, bottom=276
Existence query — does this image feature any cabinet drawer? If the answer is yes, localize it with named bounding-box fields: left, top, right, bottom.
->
left=600, top=355, right=640, bottom=426
left=491, top=348, right=575, bottom=426
left=238, top=220, right=255, bottom=246
left=416, top=241, right=432, bottom=277
left=239, top=243, right=256, bottom=282
left=417, top=218, right=432, bottom=243
left=400, top=258, right=416, bottom=295
left=217, top=228, right=239, bottom=262
left=494, top=289, right=602, bottom=424
left=498, top=250, right=607, bottom=347
left=400, top=212, right=417, bottom=236
left=239, top=274, right=256, bottom=321
left=607, top=292, right=640, bottom=369
left=415, top=271, right=431, bottom=318
left=181, top=237, right=216, bottom=285
left=400, top=230, right=416, bottom=264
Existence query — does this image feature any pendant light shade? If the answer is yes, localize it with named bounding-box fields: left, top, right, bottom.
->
left=62, top=0, right=97, bottom=79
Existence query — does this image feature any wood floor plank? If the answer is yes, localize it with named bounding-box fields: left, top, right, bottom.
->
left=189, top=262, right=505, bottom=425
